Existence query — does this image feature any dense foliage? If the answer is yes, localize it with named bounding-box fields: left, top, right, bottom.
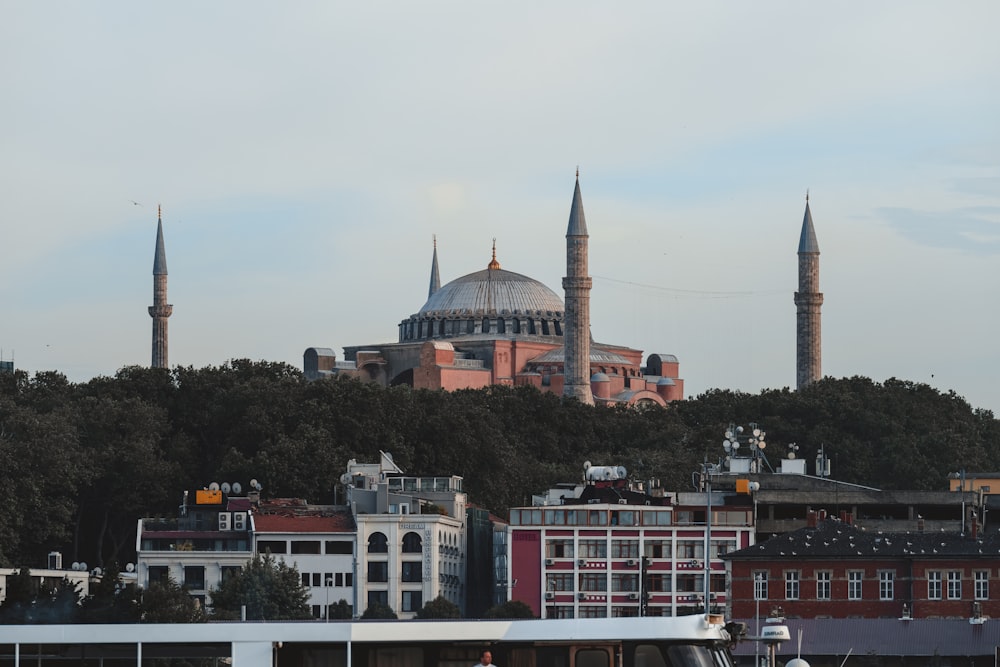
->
left=0, top=361, right=997, bottom=572
left=209, top=553, right=311, bottom=621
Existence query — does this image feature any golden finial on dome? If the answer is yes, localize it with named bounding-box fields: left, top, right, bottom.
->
left=487, top=238, right=501, bottom=270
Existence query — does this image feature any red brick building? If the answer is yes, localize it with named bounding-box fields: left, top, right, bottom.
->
left=724, top=514, right=1000, bottom=621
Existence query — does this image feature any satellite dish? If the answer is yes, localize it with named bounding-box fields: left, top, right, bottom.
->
left=583, top=461, right=592, bottom=471
left=232, top=482, right=242, bottom=494
left=80, top=562, right=87, bottom=572
left=71, top=562, right=81, bottom=571
left=255, top=481, right=263, bottom=491
left=209, top=482, right=220, bottom=492
left=126, top=563, right=135, bottom=573
left=725, top=431, right=733, bottom=439
left=250, top=478, right=259, bottom=489
left=221, top=482, right=231, bottom=493
left=92, top=567, right=103, bottom=576
left=617, top=466, right=627, bottom=478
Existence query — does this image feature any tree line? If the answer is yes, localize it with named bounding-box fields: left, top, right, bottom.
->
left=1, top=361, right=997, bottom=574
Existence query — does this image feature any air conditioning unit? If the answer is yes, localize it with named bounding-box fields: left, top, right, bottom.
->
left=628, top=592, right=639, bottom=600
left=578, top=592, right=587, bottom=600
left=618, top=499, right=628, bottom=505
left=545, top=591, right=555, bottom=600
left=545, top=558, right=555, bottom=566
left=578, top=559, right=586, bottom=567
left=218, top=512, right=231, bottom=531
left=233, top=511, right=247, bottom=531
left=626, top=559, right=636, bottom=566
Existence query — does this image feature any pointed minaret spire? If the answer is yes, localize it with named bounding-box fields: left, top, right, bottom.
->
left=562, top=171, right=594, bottom=405
left=428, top=235, right=441, bottom=299
left=148, top=205, right=174, bottom=369
left=794, top=192, right=823, bottom=389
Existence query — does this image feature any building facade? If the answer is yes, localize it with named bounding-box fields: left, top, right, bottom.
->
left=508, top=464, right=756, bottom=619
left=725, top=515, right=1000, bottom=622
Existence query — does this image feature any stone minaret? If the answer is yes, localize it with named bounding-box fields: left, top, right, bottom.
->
left=428, top=235, right=441, bottom=299
left=562, top=172, right=594, bottom=405
left=794, top=193, right=822, bottom=389
left=148, top=206, right=173, bottom=369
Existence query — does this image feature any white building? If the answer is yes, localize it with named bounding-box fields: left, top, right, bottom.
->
left=345, top=452, right=468, bottom=618
left=252, top=499, right=356, bottom=619
left=136, top=488, right=254, bottom=606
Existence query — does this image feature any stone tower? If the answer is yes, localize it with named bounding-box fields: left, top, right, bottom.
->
left=562, top=172, right=594, bottom=405
left=794, top=194, right=823, bottom=389
left=148, top=206, right=173, bottom=369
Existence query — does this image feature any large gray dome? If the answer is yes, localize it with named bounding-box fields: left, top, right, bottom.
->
left=418, top=267, right=564, bottom=315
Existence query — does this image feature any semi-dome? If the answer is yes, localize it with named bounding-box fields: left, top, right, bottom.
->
left=418, top=267, right=564, bottom=315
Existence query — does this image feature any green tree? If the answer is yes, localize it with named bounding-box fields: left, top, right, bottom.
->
left=140, top=576, right=205, bottom=623
left=415, top=595, right=461, bottom=619
left=0, top=567, right=36, bottom=623
left=483, top=600, right=534, bottom=619
left=361, top=602, right=398, bottom=619
left=327, top=598, right=353, bottom=619
left=81, top=564, right=141, bottom=623
left=34, top=577, right=82, bottom=624
left=209, top=553, right=310, bottom=621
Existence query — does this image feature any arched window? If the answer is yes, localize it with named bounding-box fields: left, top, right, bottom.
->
left=368, top=532, right=388, bottom=553
left=402, top=531, right=423, bottom=553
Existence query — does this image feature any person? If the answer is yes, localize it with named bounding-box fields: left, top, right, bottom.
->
left=475, top=649, right=494, bottom=667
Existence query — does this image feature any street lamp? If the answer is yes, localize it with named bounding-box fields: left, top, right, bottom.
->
left=325, top=577, right=333, bottom=621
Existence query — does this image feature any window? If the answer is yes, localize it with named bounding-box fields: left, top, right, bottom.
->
left=402, top=532, right=422, bottom=553
left=547, top=573, right=574, bottom=592
left=612, top=540, right=639, bottom=559
left=710, top=540, right=736, bottom=558
left=148, top=566, right=169, bottom=586
left=401, top=562, right=422, bottom=583
left=312, top=573, right=321, bottom=587
left=368, top=532, right=388, bottom=553
left=754, top=572, right=768, bottom=600
left=579, top=573, right=608, bottom=592
left=816, top=571, right=831, bottom=600
left=677, top=541, right=703, bottom=559
left=975, top=571, right=989, bottom=600
left=368, top=562, right=388, bottom=583
left=642, top=510, right=672, bottom=526
left=578, top=606, right=607, bottom=619
left=879, top=571, right=894, bottom=600
left=579, top=540, right=607, bottom=558
left=291, top=540, right=321, bottom=554
left=675, top=575, right=702, bottom=593
left=785, top=571, right=800, bottom=600
left=610, top=510, right=636, bottom=526
left=345, top=572, right=353, bottom=586
left=848, top=571, right=862, bottom=600
left=257, top=540, right=287, bottom=554
left=928, top=571, right=942, bottom=599
left=183, top=566, right=205, bottom=590
left=644, top=540, right=672, bottom=559
left=402, top=590, right=423, bottom=613
left=301, top=572, right=310, bottom=587
left=326, top=541, right=352, bottom=554
left=612, top=573, right=639, bottom=592
left=324, top=572, right=334, bottom=586
left=647, top=573, right=671, bottom=593
left=947, top=571, right=962, bottom=600
left=367, top=590, right=388, bottom=608
left=335, top=573, right=343, bottom=586
left=546, top=539, right=574, bottom=559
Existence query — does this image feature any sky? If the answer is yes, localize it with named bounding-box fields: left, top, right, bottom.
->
left=2, top=2, right=998, bottom=416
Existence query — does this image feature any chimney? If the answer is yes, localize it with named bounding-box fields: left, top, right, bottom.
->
left=918, top=516, right=925, bottom=532
left=807, top=510, right=818, bottom=528
left=818, top=509, right=827, bottom=521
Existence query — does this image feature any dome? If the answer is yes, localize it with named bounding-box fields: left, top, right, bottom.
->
left=418, top=267, right=564, bottom=315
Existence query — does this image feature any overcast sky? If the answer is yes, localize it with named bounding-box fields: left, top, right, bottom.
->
left=2, top=2, right=998, bottom=415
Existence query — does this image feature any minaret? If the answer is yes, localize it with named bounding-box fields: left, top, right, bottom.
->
left=428, top=235, right=441, bottom=299
left=794, top=193, right=823, bottom=389
left=562, top=172, right=594, bottom=405
left=148, top=205, right=173, bottom=369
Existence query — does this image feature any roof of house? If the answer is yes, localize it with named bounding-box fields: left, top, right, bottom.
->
left=723, top=518, right=1000, bottom=561
left=253, top=500, right=356, bottom=534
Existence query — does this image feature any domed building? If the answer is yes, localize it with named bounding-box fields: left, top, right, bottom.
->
left=304, top=177, right=684, bottom=407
